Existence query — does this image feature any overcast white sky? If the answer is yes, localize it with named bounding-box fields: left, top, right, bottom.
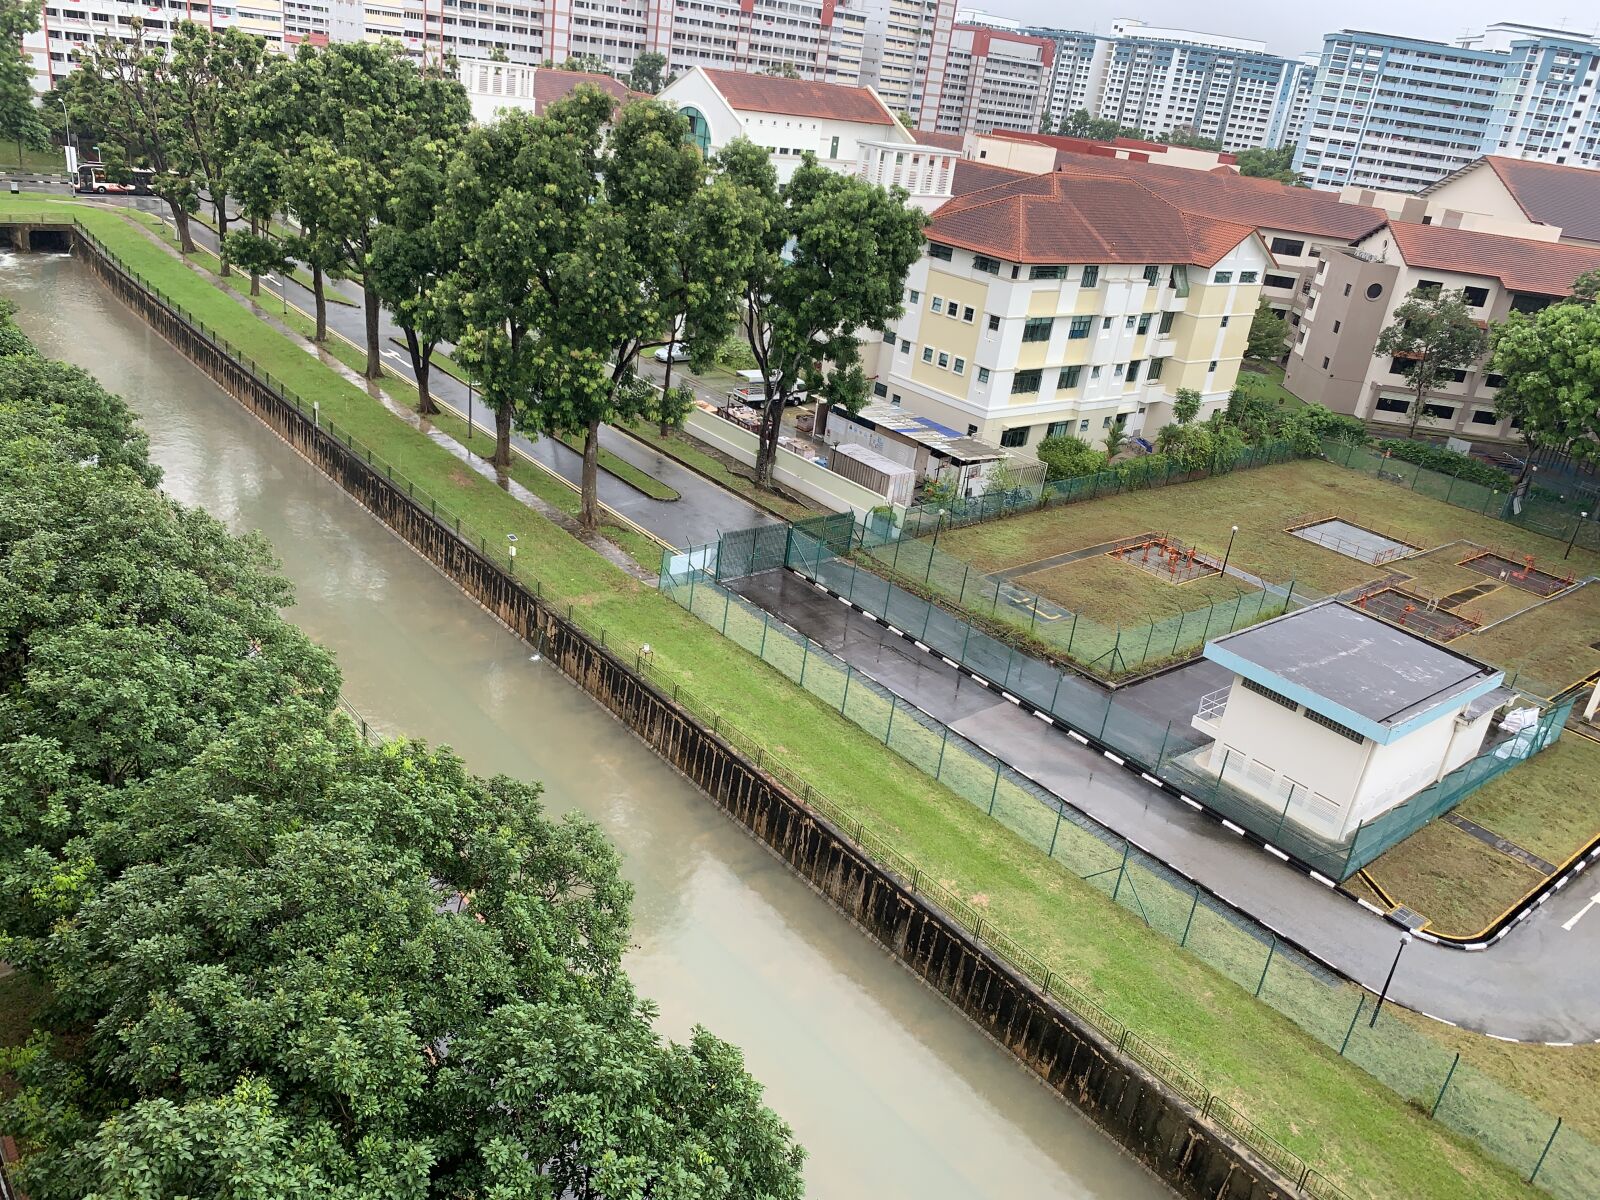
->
left=976, top=2, right=1600, bottom=58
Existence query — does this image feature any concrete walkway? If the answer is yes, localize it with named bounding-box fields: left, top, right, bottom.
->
left=733, top=567, right=1600, bottom=1042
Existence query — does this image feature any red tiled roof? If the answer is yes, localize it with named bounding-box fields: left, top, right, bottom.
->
left=928, top=171, right=1259, bottom=267
left=701, top=68, right=896, bottom=126
left=950, top=158, right=1031, bottom=196
left=1481, top=156, right=1600, bottom=243
left=913, top=130, right=966, bottom=151
left=532, top=69, right=637, bottom=115
left=1382, top=221, right=1600, bottom=296
left=1049, top=150, right=1386, bottom=242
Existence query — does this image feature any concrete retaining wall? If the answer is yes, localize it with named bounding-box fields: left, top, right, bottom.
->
left=684, top=406, right=890, bottom=517
left=69, top=227, right=1308, bottom=1200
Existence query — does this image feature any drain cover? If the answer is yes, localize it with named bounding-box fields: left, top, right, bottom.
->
left=1389, top=906, right=1428, bottom=930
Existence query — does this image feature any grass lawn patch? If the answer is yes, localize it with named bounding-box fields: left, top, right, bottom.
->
left=1, top=146, right=66, bottom=173
left=1455, top=736, right=1600, bottom=867
left=1018, top=551, right=1260, bottom=624
left=1362, top=821, right=1543, bottom=936
left=21, top=194, right=1587, bottom=1200
left=1237, top=361, right=1304, bottom=410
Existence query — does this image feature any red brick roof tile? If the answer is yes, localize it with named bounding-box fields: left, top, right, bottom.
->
left=1050, top=151, right=1386, bottom=241
left=928, top=171, right=1259, bottom=267
left=532, top=69, right=637, bottom=115
left=1480, top=156, right=1600, bottom=243
left=701, top=68, right=896, bottom=126
left=1382, top=221, right=1600, bottom=296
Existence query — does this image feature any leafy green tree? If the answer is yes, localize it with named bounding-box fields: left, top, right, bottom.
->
left=446, top=92, right=751, bottom=520
left=368, top=131, right=460, bottom=415
left=1036, top=433, right=1106, bottom=481
left=71, top=20, right=202, bottom=251
left=1057, top=108, right=1143, bottom=140
left=1236, top=144, right=1299, bottom=183
left=1373, top=286, right=1487, bottom=437
left=628, top=49, right=666, bottom=93
left=0, top=1, right=46, bottom=163
left=718, top=140, right=926, bottom=487
left=439, top=110, right=550, bottom=470
left=290, top=41, right=470, bottom=378
left=166, top=24, right=268, bottom=275
left=1245, top=300, right=1288, bottom=361
left=1160, top=124, right=1222, bottom=151
left=1489, top=269, right=1600, bottom=492
left=1172, top=387, right=1202, bottom=425
left=556, top=53, right=611, bottom=74
left=0, top=321, right=805, bottom=1199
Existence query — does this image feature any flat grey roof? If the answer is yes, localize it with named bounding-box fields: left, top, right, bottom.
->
left=1207, top=601, right=1500, bottom=728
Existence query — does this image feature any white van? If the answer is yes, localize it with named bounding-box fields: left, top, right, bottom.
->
left=735, top=369, right=808, bottom=405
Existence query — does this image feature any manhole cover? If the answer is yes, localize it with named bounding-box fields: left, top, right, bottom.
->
left=1389, top=906, right=1428, bottom=930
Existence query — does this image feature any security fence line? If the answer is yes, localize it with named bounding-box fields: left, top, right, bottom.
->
left=657, top=544, right=1596, bottom=1200
left=1323, top=440, right=1600, bottom=555
left=774, top=516, right=1570, bottom=882
left=898, top=437, right=1304, bottom=538
left=851, top=513, right=1296, bottom=678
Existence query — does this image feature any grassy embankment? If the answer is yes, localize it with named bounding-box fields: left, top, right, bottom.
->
left=5, top=193, right=1584, bottom=1200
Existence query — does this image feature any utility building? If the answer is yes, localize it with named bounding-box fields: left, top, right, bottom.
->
left=1190, top=601, right=1504, bottom=842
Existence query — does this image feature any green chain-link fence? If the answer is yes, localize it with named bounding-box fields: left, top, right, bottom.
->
left=657, top=544, right=1596, bottom=1199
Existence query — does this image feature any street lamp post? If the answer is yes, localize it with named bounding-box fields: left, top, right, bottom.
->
left=1219, top=524, right=1239, bottom=577
left=1565, top=511, right=1589, bottom=560
left=467, top=378, right=474, bottom=442
left=1369, top=932, right=1413, bottom=1027
left=59, top=99, right=73, bottom=155
left=506, top=532, right=518, bottom=571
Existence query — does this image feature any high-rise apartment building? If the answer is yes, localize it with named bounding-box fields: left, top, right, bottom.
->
left=1294, top=23, right=1600, bottom=192
left=997, top=17, right=1313, bottom=151
left=28, top=0, right=289, bottom=88
left=859, top=0, right=958, bottom=125
left=919, top=23, right=1052, bottom=134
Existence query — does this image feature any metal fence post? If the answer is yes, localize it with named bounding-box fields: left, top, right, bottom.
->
left=885, top=697, right=897, bottom=745
left=721, top=588, right=731, bottom=635
left=1254, top=934, right=1277, bottom=997
left=759, top=612, right=769, bottom=660
left=1430, top=1052, right=1460, bottom=1119
left=1180, top=889, right=1200, bottom=947
left=1049, top=672, right=1063, bottom=716
left=988, top=759, right=1002, bottom=815
left=800, top=639, right=810, bottom=687
left=1529, top=1119, right=1562, bottom=1185
left=840, top=665, right=853, bottom=715
left=1110, top=841, right=1131, bottom=902
left=1338, top=996, right=1365, bottom=1056
left=935, top=727, right=949, bottom=780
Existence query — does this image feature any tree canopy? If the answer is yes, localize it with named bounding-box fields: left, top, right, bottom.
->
left=1245, top=300, right=1288, bottom=361
left=0, top=306, right=804, bottom=1200
left=1489, top=269, right=1600, bottom=489
left=1057, top=108, right=1144, bottom=140
left=1372, top=286, right=1487, bottom=437
left=717, top=140, right=925, bottom=487
left=1235, top=145, right=1299, bottom=184
left=0, top=0, right=46, bottom=160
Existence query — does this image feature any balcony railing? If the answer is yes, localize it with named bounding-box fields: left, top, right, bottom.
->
left=1193, top=686, right=1230, bottom=731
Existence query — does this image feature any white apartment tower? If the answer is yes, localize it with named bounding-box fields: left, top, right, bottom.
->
left=1294, top=23, right=1600, bottom=191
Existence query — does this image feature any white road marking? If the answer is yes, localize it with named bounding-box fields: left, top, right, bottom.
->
left=382, top=348, right=404, bottom=361
left=1561, top=891, right=1600, bottom=931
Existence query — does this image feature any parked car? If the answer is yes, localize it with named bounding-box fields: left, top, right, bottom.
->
left=653, top=342, right=689, bottom=363
left=735, top=369, right=808, bottom=404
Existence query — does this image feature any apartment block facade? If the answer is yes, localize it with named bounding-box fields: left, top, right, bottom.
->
left=1294, top=23, right=1600, bottom=192
left=919, top=23, right=1052, bottom=134
left=868, top=168, right=1271, bottom=455
left=1284, top=221, right=1600, bottom=441
left=1015, top=18, right=1312, bottom=152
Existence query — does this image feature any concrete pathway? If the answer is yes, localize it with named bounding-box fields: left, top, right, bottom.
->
left=733, top=568, right=1600, bottom=1042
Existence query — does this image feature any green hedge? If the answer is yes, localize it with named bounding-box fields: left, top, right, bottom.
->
left=1376, top=439, right=1511, bottom=489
